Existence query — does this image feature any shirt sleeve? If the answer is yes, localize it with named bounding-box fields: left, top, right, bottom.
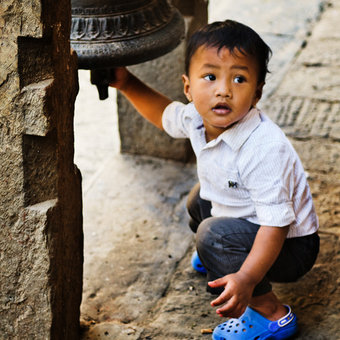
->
left=162, top=101, right=192, bottom=139
left=239, top=141, right=297, bottom=227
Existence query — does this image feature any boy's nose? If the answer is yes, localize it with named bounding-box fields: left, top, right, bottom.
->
left=215, top=81, right=231, bottom=98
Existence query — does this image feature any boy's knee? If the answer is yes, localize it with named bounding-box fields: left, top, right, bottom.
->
left=196, top=217, right=244, bottom=248
left=196, top=217, right=260, bottom=277
left=196, top=218, right=223, bottom=253
left=196, top=218, right=243, bottom=280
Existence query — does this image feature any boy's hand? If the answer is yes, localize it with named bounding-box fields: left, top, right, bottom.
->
left=208, top=271, right=256, bottom=318
left=108, top=67, right=130, bottom=91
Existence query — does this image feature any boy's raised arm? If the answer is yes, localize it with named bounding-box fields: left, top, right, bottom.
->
left=109, top=67, right=172, bottom=130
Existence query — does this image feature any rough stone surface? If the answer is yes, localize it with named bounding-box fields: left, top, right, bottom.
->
left=0, top=1, right=83, bottom=339
left=75, top=0, right=340, bottom=339
left=80, top=155, right=196, bottom=325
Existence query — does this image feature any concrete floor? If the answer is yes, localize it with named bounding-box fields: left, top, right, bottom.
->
left=74, top=1, right=340, bottom=339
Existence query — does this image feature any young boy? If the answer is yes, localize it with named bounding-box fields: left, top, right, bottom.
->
left=110, top=20, right=319, bottom=340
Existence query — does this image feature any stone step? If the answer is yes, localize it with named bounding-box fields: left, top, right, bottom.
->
left=262, top=95, right=340, bottom=140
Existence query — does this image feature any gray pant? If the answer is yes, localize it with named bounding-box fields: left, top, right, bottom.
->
left=187, top=183, right=320, bottom=296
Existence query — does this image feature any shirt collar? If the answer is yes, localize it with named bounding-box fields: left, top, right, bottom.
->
left=217, top=107, right=262, bottom=151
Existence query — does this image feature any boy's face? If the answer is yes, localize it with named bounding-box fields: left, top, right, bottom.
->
left=182, top=45, right=264, bottom=141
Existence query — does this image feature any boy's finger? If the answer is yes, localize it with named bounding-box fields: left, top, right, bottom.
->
left=216, top=301, right=245, bottom=318
left=208, top=277, right=227, bottom=287
left=210, top=290, right=231, bottom=307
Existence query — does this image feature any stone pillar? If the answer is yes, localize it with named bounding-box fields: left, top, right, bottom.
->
left=117, top=0, right=208, bottom=162
left=0, top=1, right=83, bottom=339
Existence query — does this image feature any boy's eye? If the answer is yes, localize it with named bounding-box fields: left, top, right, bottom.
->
left=234, top=76, right=246, bottom=83
left=203, top=74, right=216, bottom=81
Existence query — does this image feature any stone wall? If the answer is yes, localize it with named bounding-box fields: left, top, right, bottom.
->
left=0, top=1, right=83, bottom=339
left=117, top=0, right=208, bottom=162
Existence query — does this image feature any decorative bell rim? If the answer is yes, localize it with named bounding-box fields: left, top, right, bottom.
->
left=70, top=0, right=185, bottom=69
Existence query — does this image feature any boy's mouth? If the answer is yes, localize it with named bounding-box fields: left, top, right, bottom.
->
left=212, top=103, right=231, bottom=115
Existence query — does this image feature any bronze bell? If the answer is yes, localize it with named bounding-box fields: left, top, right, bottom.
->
left=70, top=0, right=185, bottom=99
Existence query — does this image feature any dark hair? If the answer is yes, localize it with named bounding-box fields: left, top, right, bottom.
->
left=185, top=20, right=272, bottom=84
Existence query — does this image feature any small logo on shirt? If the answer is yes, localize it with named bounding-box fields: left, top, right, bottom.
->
left=228, top=181, right=238, bottom=188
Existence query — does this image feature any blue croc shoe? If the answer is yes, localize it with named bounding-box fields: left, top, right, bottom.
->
left=212, top=305, right=297, bottom=340
left=191, top=251, right=207, bottom=274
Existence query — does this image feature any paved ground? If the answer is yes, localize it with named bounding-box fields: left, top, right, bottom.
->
left=74, top=1, right=340, bottom=339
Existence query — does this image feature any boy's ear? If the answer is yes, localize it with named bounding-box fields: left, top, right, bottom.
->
left=253, top=81, right=264, bottom=106
left=182, top=74, right=192, bottom=102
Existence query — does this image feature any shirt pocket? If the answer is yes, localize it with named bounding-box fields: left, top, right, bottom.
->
left=204, top=165, right=250, bottom=206
left=222, top=169, right=251, bottom=204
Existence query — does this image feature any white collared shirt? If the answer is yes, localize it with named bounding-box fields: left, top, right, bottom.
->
left=162, top=101, right=319, bottom=238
